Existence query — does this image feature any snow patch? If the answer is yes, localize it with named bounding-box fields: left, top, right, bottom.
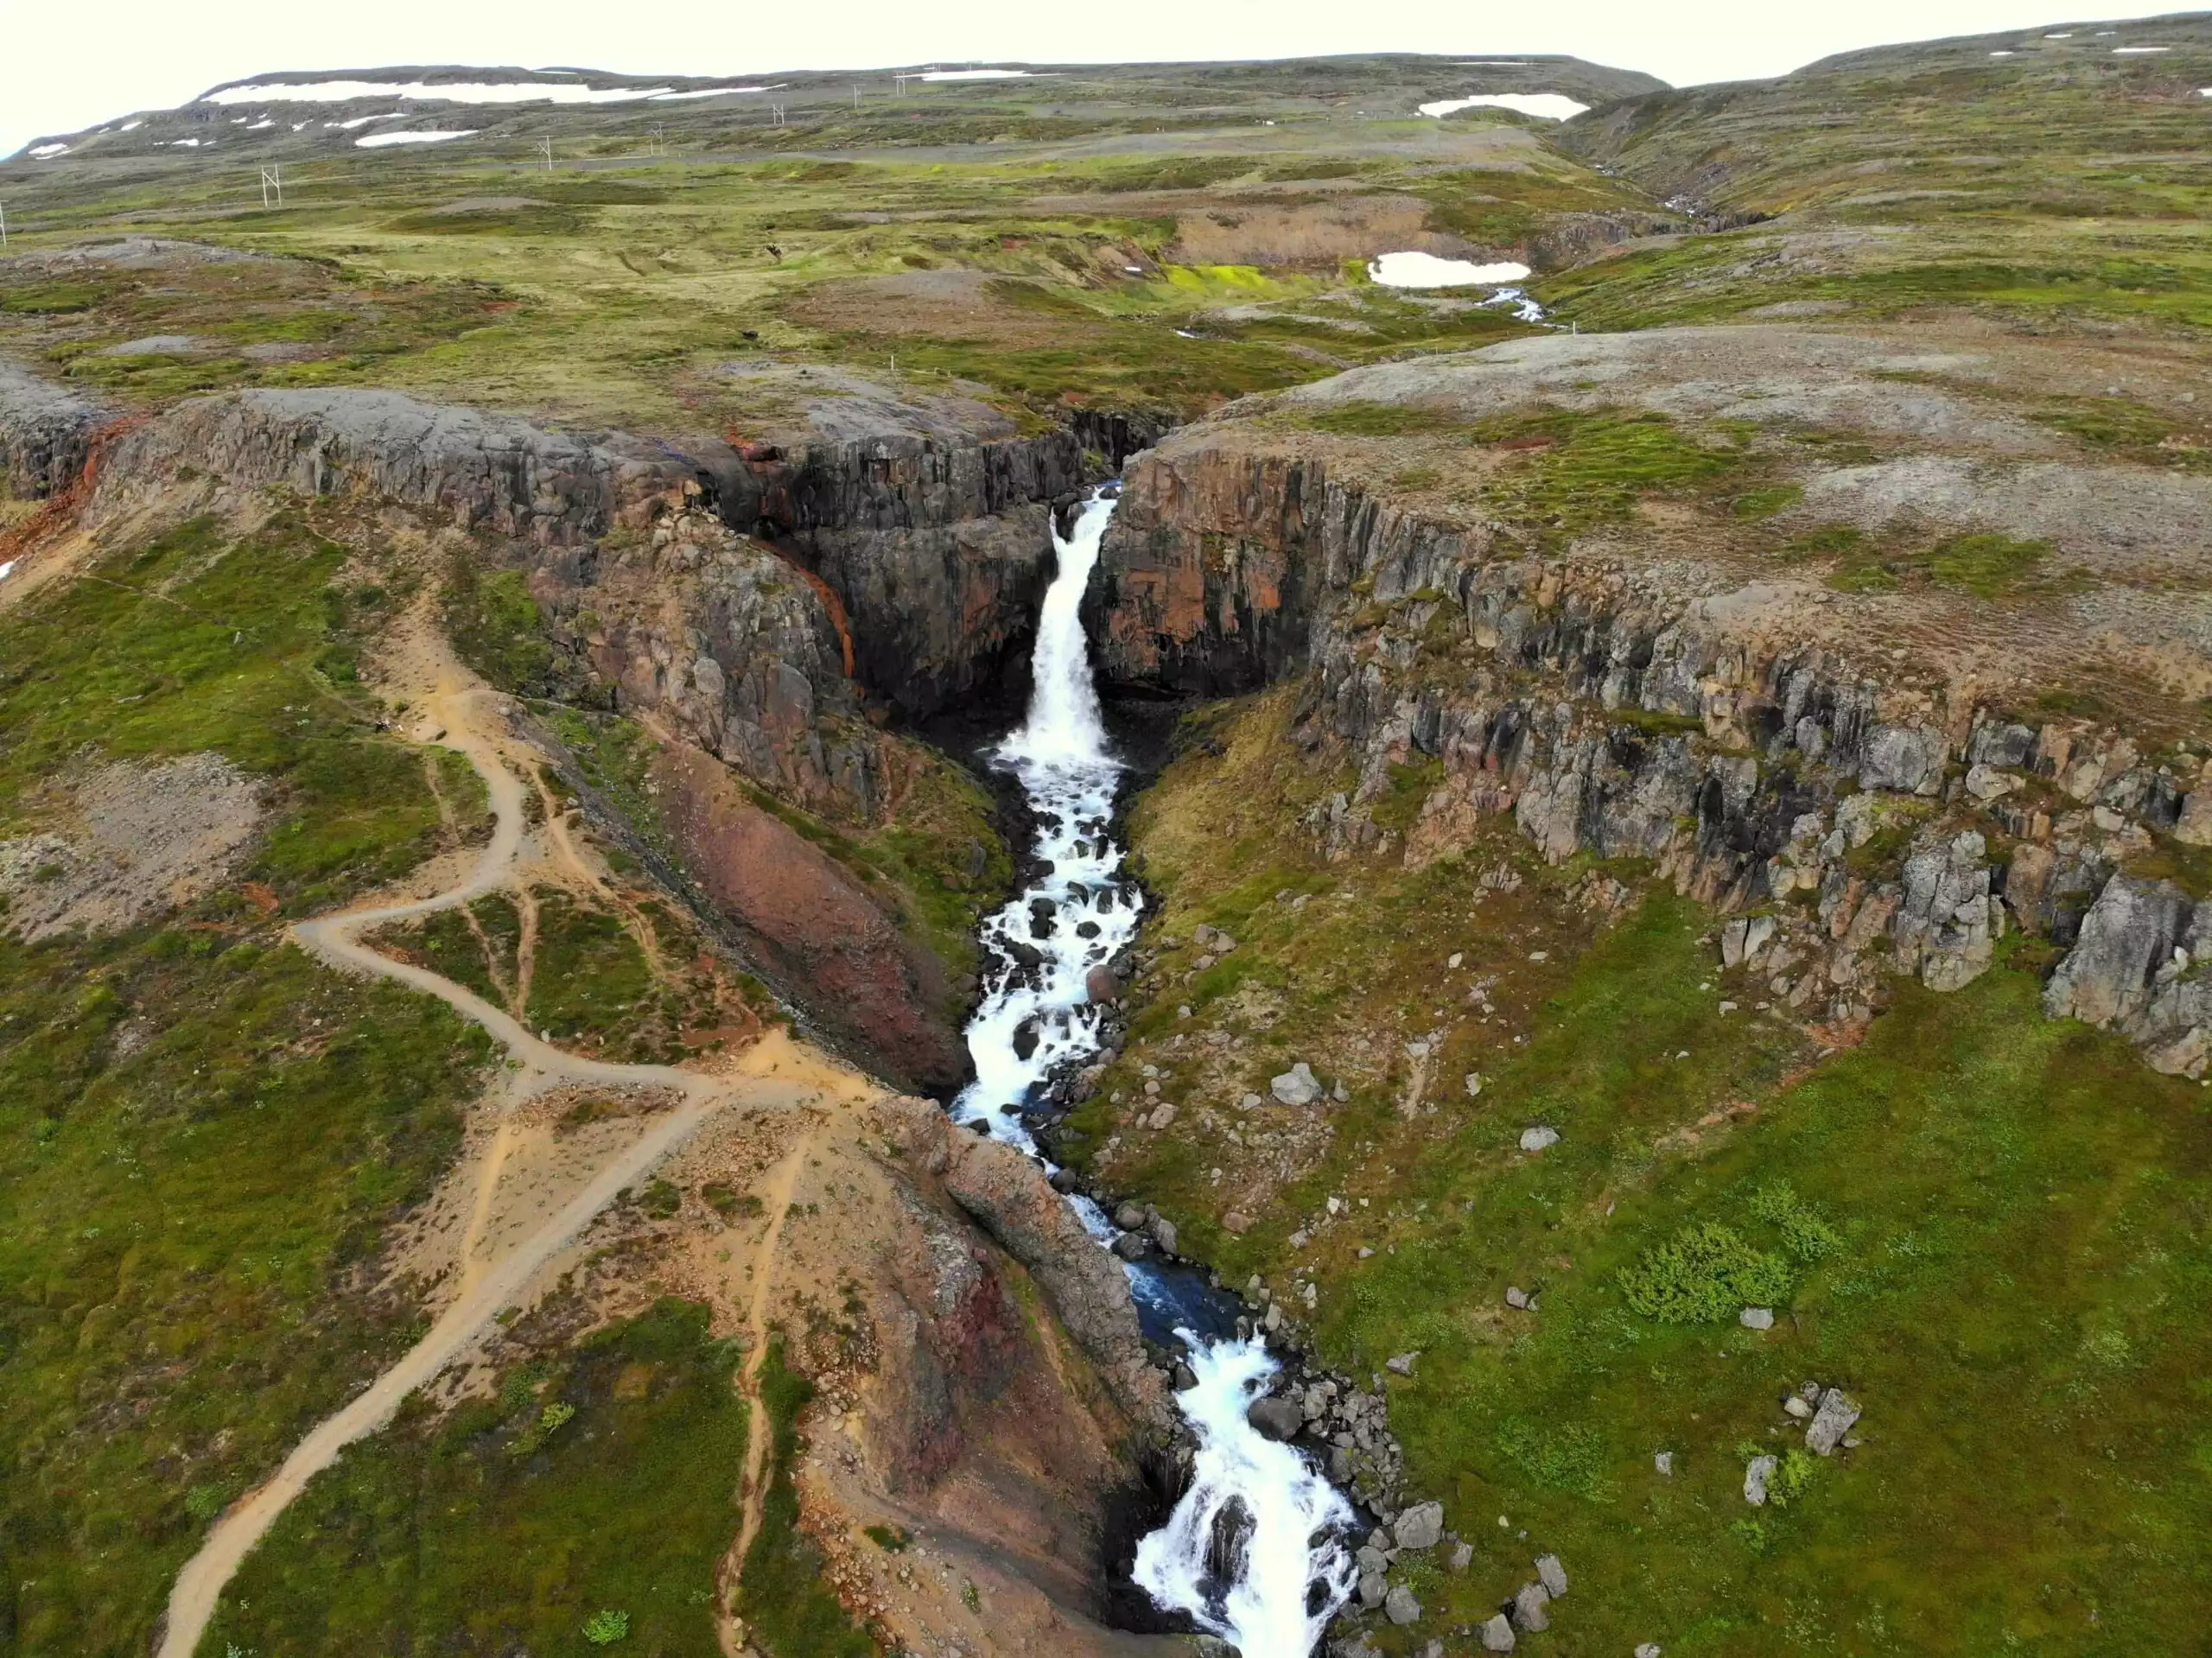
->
left=120, top=120, right=143, bottom=131
left=356, top=130, right=477, bottom=149
left=1419, top=92, right=1588, bottom=121
left=1369, top=251, right=1532, bottom=288
left=649, top=85, right=779, bottom=99
left=2113, top=45, right=2171, bottom=54
left=28, top=143, right=70, bottom=159
left=0, top=561, right=16, bottom=581
left=918, top=68, right=1038, bottom=80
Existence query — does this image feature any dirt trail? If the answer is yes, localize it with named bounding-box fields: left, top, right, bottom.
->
left=730, top=1135, right=812, bottom=1572
left=155, top=643, right=836, bottom=1658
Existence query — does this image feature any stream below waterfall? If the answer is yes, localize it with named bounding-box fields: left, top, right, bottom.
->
left=948, top=488, right=1357, bottom=1658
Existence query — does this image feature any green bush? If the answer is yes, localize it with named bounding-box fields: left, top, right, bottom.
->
left=584, top=1608, right=632, bottom=1645
left=1617, top=1221, right=1795, bottom=1322
left=1748, top=1180, right=1847, bottom=1262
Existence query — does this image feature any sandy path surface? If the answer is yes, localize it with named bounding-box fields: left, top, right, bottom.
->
left=155, top=652, right=824, bottom=1658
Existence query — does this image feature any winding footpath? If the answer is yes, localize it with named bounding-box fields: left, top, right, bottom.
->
left=156, top=670, right=795, bottom=1658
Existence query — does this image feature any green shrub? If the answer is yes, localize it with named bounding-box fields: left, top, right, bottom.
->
left=1765, top=1447, right=1822, bottom=1508
left=1617, top=1222, right=1795, bottom=1322
left=583, top=1608, right=632, bottom=1645
left=1748, top=1180, right=1847, bottom=1262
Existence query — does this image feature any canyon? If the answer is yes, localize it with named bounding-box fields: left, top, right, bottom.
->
left=5, top=18, right=2212, bottom=1658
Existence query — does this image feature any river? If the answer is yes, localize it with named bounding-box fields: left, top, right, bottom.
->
left=948, top=488, right=1357, bottom=1658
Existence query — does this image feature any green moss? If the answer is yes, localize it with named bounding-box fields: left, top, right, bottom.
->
left=443, top=559, right=557, bottom=697
left=1732, top=483, right=1803, bottom=520
left=198, top=1300, right=746, bottom=1656
left=0, top=512, right=502, bottom=1652
left=524, top=890, right=666, bottom=1057
left=1300, top=402, right=1470, bottom=437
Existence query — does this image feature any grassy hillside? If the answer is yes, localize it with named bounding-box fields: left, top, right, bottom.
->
left=1076, top=689, right=2212, bottom=1654
left=1549, top=16, right=2212, bottom=330
left=0, top=512, right=496, bottom=1652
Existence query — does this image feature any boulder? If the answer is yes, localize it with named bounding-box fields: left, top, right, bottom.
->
left=1384, top=1585, right=1422, bottom=1626
left=1510, top=1581, right=1551, bottom=1632
left=1480, top=1613, right=1517, bottom=1653
left=2044, top=876, right=2193, bottom=1027
left=1151, top=1216, right=1179, bottom=1255
left=1385, top=1351, right=1419, bottom=1376
left=1247, top=1394, right=1304, bottom=1441
left=1357, top=1573, right=1386, bottom=1610
left=1740, top=1306, right=1775, bottom=1331
left=1449, top=1540, right=1475, bottom=1572
left=1505, top=1286, right=1530, bottom=1310
left=1111, top=1231, right=1150, bottom=1261
left=1744, top=1454, right=1777, bottom=1505
left=1535, top=1553, right=1567, bottom=1598
left=1393, top=1500, right=1444, bottom=1550
left=1272, top=1062, right=1325, bottom=1106
left=1085, top=964, right=1121, bottom=1003
left=1518, top=1125, right=1560, bottom=1153
left=1205, top=1497, right=1255, bottom=1585
left=1806, top=1388, right=1862, bottom=1456
left=1637, top=1646, right=1664, bottom=1658
left=1859, top=722, right=1945, bottom=795
left=1115, top=1203, right=1147, bottom=1229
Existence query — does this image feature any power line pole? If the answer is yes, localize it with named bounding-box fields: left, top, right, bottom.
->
left=536, top=138, right=554, bottom=173
left=258, top=165, right=283, bottom=208
left=0, top=203, right=9, bottom=255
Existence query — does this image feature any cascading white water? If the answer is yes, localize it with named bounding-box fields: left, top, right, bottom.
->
left=1133, top=1340, right=1357, bottom=1656
left=953, top=488, right=1356, bottom=1658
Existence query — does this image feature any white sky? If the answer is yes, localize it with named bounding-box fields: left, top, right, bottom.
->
left=0, top=0, right=2177, bottom=158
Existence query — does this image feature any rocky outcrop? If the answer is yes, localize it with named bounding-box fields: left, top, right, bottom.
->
left=874, top=1093, right=1168, bottom=1431
left=1092, top=409, right=2210, bottom=1070
left=2044, top=876, right=2212, bottom=1075
left=714, top=385, right=1103, bottom=721
left=0, top=360, right=107, bottom=500
left=92, top=386, right=683, bottom=546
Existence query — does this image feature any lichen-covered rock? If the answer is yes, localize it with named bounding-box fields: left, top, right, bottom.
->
left=2044, top=876, right=2194, bottom=1027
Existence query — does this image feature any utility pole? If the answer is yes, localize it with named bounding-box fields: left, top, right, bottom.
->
left=536, top=137, right=554, bottom=173
left=646, top=124, right=666, bottom=156
left=258, top=164, right=283, bottom=208
left=0, top=203, right=9, bottom=254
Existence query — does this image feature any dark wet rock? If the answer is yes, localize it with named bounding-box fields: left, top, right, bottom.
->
left=1246, top=1394, right=1304, bottom=1441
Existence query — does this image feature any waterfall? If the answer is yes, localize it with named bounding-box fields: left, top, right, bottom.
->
left=952, top=487, right=1357, bottom=1658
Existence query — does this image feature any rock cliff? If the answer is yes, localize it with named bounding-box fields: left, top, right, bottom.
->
left=1091, top=328, right=2212, bottom=1073
left=0, top=359, right=106, bottom=501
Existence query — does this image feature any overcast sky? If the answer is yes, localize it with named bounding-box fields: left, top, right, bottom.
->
left=0, top=0, right=2175, bottom=158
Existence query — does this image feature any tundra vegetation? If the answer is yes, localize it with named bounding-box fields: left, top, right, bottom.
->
left=3, top=19, right=2211, bottom=1658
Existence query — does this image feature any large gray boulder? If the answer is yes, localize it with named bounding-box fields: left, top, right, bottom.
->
left=1392, top=1500, right=1444, bottom=1550
left=1806, top=1388, right=1862, bottom=1456
left=1510, top=1581, right=1551, bottom=1632
left=2044, top=877, right=2194, bottom=1027
left=1247, top=1394, right=1304, bottom=1441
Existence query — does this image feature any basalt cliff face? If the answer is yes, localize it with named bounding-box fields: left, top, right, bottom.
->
left=1091, top=327, right=2212, bottom=1074
left=24, top=376, right=1101, bottom=1090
